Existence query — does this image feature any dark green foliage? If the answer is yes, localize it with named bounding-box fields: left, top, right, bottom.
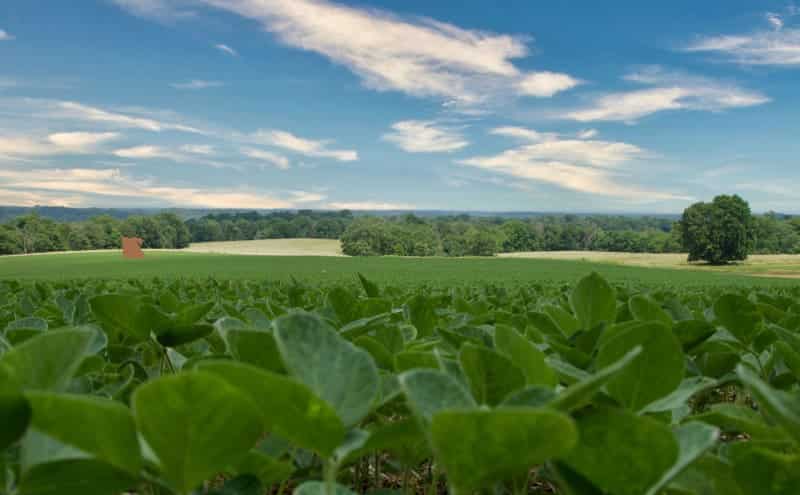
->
left=680, top=194, right=753, bottom=264
left=0, top=271, right=799, bottom=495
left=8, top=199, right=800, bottom=257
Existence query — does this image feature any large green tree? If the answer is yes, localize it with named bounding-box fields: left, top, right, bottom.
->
left=680, top=194, right=753, bottom=264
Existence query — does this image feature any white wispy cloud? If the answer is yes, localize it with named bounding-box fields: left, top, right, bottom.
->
left=766, top=12, right=785, bottom=30
left=215, top=43, right=238, bottom=56
left=564, top=67, right=768, bottom=122
left=326, top=201, right=415, bottom=211
left=112, top=145, right=177, bottom=159
left=170, top=79, right=224, bottom=90
left=180, top=144, right=214, bottom=155
left=517, top=72, right=581, bottom=97
left=685, top=10, right=800, bottom=66
left=44, top=100, right=205, bottom=133
left=0, top=188, right=84, bottom=207
left=193, top=0, right=578, bottom=107
left=0, top=132, right=120, bottom=156
left=111, top=144, right=232, bottom=168
left=0, top=167, right=295, bottom=209
left=290, top=190, right=326, bottom=202
left=47, top=132, right=121, bottom=151
left=578, top=129, right=598, bottom=139
left=382, top=120, right=468, bottom=153
left=0, top=29, right=13, bottom=41
left=251, top=129, right=357, bottom=162
left=460, top=127, right=688, bottom=201
left=110, top=0, right=196, bottom=21
left=490, top=126, right=558, bottom=142
left=240, top=147, right=290, bottom=170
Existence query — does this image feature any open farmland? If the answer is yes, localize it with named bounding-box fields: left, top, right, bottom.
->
left=500, top=251, right=800, bottom=277
left=0, top=250, right=796, bottom=287
left=184, top=238, right=344, bottom=257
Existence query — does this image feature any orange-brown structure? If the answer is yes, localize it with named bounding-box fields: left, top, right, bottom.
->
left=121, top=237, right=144, bottom=259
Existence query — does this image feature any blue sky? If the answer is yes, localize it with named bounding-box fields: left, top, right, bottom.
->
left=1, top=0, right=799, bottom=213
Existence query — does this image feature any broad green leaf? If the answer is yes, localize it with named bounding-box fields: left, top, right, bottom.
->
left=344, top=418, right=430, bottom=467
left=668, top=454, right=743, bottom=495
left=406, top=294, right=437, bottom=337
left=570, top=272, right=617, bottom=331
left=294, top=481, right=357, bottom=495
left=17, top=459, right=136, bottom=495
left=695, top=340, right=741, bottom=378
left=500, top=386, right=556, bottom=408
left=89, top=295, right=153, bottom=341
left=196, top=360, right=345, bottom=457
left=629, top=295, right=672, bottom=327
left=714, top=294, right=762, bottom=345
left=0, top=367, right=31, bottom=449
left=543, top=305, right=580, bottom=337
left=691, top=403, right=785, bottom=442
left=399, top=369, right=476, bottom=426
left=175, top=301, right=214, bottom=327
left=354, top=336, right=394, bottom=370
left=339, top=313, right=392, bottom=340
left=430, top=408, right=577, bottom=494
left=235, top=452, right=293, bottom=486
left=459, top=343, right=525, bottom=406
left=775, top=340, right=800, bottom=380
left=0, top=329, right=93, bottom=391
left=494, top=325, right=557, bottom=387
left=5, top=317, right=47, bottom=343
left=327, top=287, right=360, bottom=325
left=226, top=329, right=285, bottom=374
left=394, top=350, right=438, bottom=372
left=25, top=392, right=141, bottom=475
left=155, top=323, right=214, bottom=347
left=357, top=273, right=380, bottom=298
left=640, top=376, right=718, bottom=414
left=20, top=429, right=88, bottom=473
left=5, top=316, right=48, bottom=332
left=207, top=474, right=263, bottom=495
left=274, top=312, right=379, bottom=427
left=736, top=364, right=800, bottom=443
left=132, top=371, right=263, bottom=494
left=596, top=321, right=684, bottom=410
left=731, top=444, right=800, bottom=495
left=549, top=346, right=642, bottom=412
left=644, top=422, right=719, bottom=495
left=562, top=407, right=678, bottom=495
left=673, top=320, right=716, bottom=351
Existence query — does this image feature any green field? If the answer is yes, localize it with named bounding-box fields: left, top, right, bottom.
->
left=0, top=250, right=795, bottom=287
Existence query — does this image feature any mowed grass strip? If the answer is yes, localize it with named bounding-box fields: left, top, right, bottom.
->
left=184, top=238, right=343, bottom=256
left=0, top=251, right=794, bottom=287
left=500, top=251, right=800, bottom=275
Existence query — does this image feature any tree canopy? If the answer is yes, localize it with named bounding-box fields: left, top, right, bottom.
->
left=680, top=194, right=753, bottom=264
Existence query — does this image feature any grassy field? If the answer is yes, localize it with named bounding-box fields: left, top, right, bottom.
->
left=184, top=238, right=343, bottom=256
left=500, top=250, right=800, bottom=278
left=0, top=250, right=796, bottom=287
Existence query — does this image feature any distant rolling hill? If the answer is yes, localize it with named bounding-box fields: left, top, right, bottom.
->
left=0, top=205, right=683, bottom=223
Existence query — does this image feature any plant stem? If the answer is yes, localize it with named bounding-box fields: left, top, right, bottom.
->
left=324, top=459, right=338, bottom=495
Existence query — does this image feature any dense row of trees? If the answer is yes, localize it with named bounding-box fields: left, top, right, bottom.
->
left=0, top=213, right=190, bottom=255
left=186, top=210, right=351, bottom=242
left=3, top=203, right=800, bottom=258
left=339, top=215, right=684, bottom=256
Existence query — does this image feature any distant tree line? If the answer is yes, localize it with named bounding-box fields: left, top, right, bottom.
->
left=3, top=205, right=800, bottom=257
left=185, top=210, right=352, bottom=242
left=0, top=213, right=190, bottom=255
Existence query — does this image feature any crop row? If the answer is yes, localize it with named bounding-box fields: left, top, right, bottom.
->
left=1, top=274, right=800, bottom=494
